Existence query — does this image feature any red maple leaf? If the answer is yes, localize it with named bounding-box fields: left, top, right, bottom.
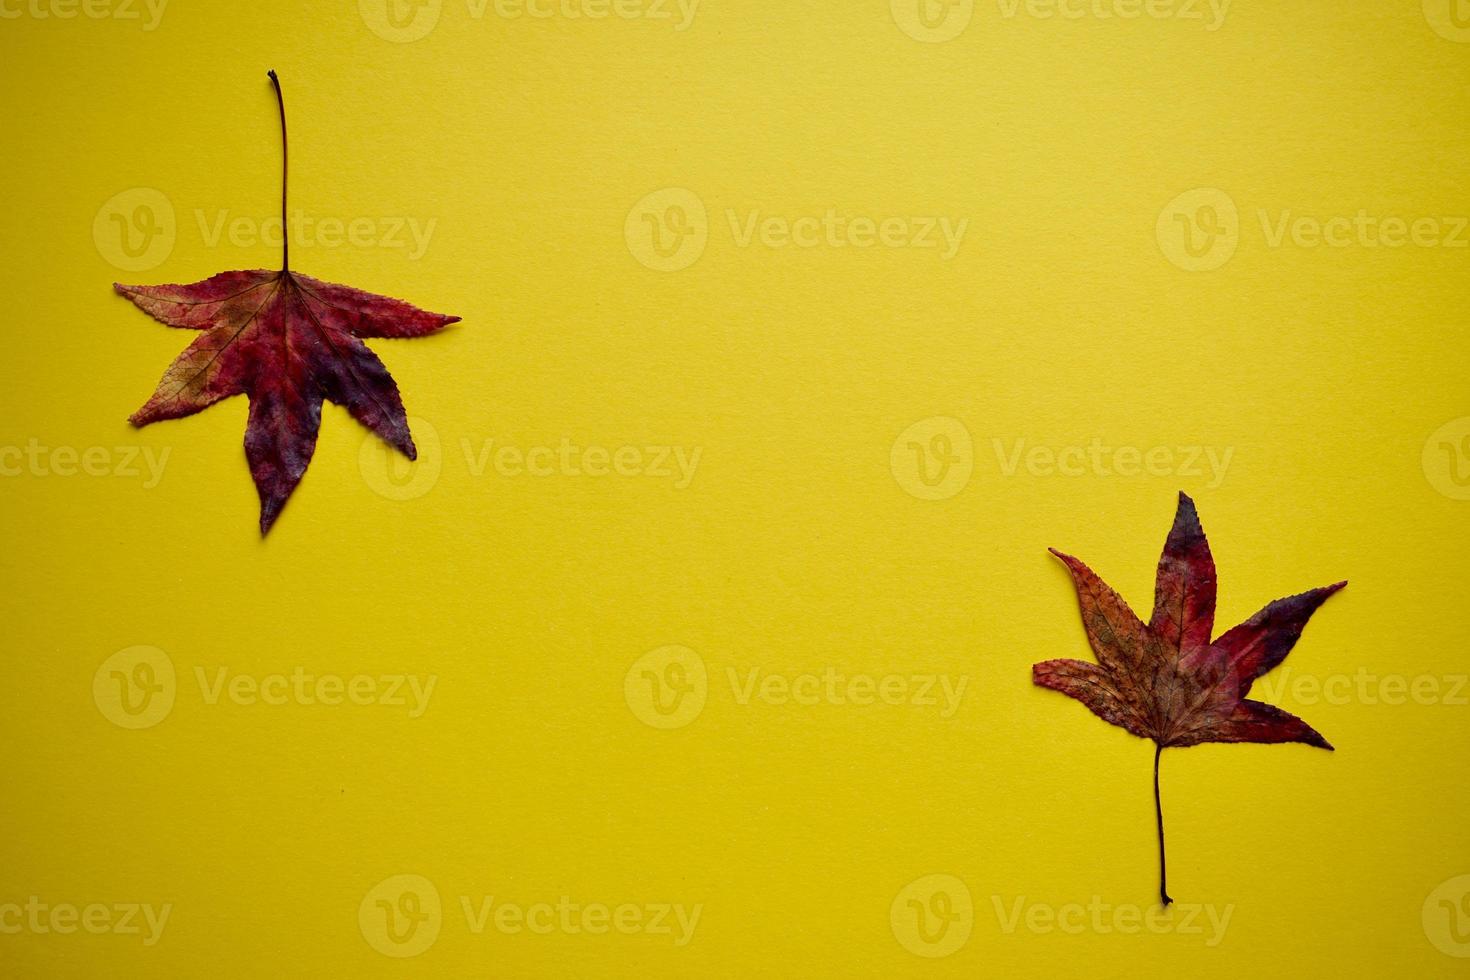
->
left=115, top=71, right=457, bottom=533
left=1033, top=492, right=1345, bottom=905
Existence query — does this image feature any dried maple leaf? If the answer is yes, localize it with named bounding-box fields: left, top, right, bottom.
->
left=115, top=71, right=458, bottom=534
left=1033, top=492, right=1345, bottom=906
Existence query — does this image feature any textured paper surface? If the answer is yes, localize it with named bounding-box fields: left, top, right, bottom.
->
left=1, top=1, right=1469, bottom=975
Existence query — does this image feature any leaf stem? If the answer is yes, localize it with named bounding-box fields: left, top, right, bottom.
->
left=267, top=69, right=288, bottom=271
left=1154, top=743, right=1172, bottom=907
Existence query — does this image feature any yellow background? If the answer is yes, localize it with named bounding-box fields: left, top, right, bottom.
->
left=2, top=0, right=1469, bottom=975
